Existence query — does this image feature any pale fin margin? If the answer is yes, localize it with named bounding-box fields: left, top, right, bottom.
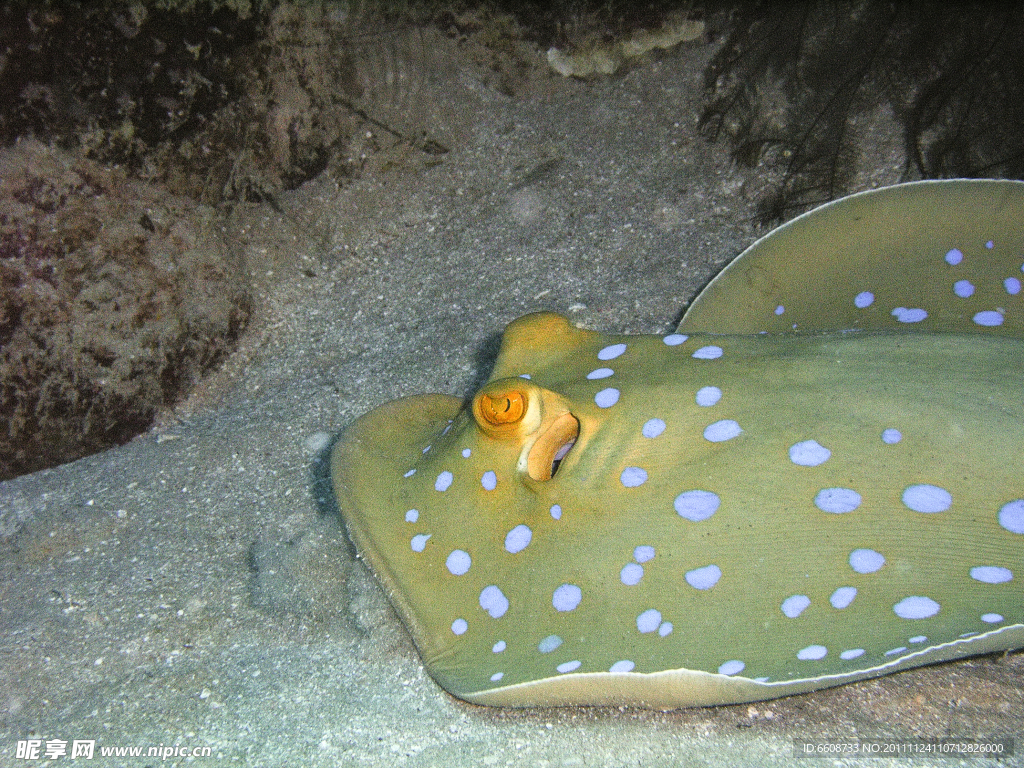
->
left=465, top=624, right=1024, bottom=708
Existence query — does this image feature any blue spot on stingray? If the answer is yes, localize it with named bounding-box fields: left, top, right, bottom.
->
left=410, top=534, right=431, bottom=552
left=404, top=469, right=416, bottom=478
left=781, top=595, right=810, bottom=618
left=461, top=448, right=471, bottom=458
left=662, top=334, right=688, bottom=346
left=446, top=550, right=471, bottom=575
left=704, top=419, right=742, bottom=442
left=695, top=386, right=722, bottom=406
left=986, top=239, right=995, bottom=249
left=552, top=584, right=582, bottom=612
left=892, top=307, right=928, bottom=323
left=634, top=545, right=655, bottom=563
left=982, top=613, right=1004, bottom=624
left=642, top=418, right=666, bottom=438
left=620, top=467, right=648, bottom=487
left=435, top=471, right=453, bottom=491
left=718, top=660, right=745, bottom=675
left=893, top=596, right=940, bottom=619
left=909, top=636, right=927, bottom=644
left=598, top=343, right=627, bottom=360
left=1007, top=277, right=1022, bottom=295
left=882, top=428, right=902, bottom=444
left=492, top=641, right=506, bottom=652
left=620, top=563, right=643, bottom=585
left=405, top=509, right=419, bottom=522
left=586, top=367, right=614, bottom=380
left=945, top=248, right=964, bottom=265
left=974, top=310, right=1004, bottom=327
left=610, top=660, right=635, bottom=673
left=479, top=585, right=509, bottom=618
left=854, top=291, right=874, bottom=308
left=970, top=565, right=1013, bottom=583
left=815, top=488, right=862, bottom=514
left=692, top=345, right=723, bottom=360
left=594, top=388, right=620, bottom=408
left=797, top=645, right=827, bottom=660
left=830, top=587, right=857, bottom=609
left=490, top=672, right=504, bottom=682
left=840, top=649, right=865, bottom=660
left=538, top=635, right=563, bottom=653
left=451, top=619, right=468, bottom=635
left=504, top=524, right=532, bottom=554
left=557, top=660, right=582, bottom=674
left=902, top=484, right=952, bottom=513
left=481, top=470, right=497, bottom=491
left=885, top=646, right=907, bottom=656
left=789, top=439, right=831, bottom=466
left=1000, top=500, right=1024, bottom=533
left=953, top=279, right=975, bottom=298
left=636, top=609, right=662, bottom=633
left=685, top=564, right=722, bottom=590
left=550, top=504, right=562, bottom=520
left=774, top=305, right=785, bottom=315
left=658, top=621, right=673, bottom=637
left=674, top=490, right=720, bottom=521
left=850, top=548, right=885, bottom=574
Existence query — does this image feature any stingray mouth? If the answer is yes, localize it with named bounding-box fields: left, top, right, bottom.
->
left=526, top=412, right=580, bottom=481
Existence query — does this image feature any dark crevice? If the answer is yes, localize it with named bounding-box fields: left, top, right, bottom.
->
left=700, top=0, right=1024, bottom=223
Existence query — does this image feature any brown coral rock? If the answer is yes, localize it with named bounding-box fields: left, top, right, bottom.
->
left=0, top=141, right=250, bottom=480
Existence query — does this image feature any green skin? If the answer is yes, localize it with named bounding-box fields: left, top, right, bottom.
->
left=332, top=181, right=1024, bottom=707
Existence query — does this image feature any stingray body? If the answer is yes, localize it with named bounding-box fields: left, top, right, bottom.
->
left=332, top=180, right=1024, bottom=707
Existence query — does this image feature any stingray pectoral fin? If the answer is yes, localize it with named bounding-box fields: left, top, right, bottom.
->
left=680, top=179, right=1024, bottom=336
left=465, top=624, right=1024, bottom=708
left=331, top=394, right=463, bottom=643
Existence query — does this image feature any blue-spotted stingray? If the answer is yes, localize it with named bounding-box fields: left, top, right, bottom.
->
left=331, top=180, right=1024, bottom=707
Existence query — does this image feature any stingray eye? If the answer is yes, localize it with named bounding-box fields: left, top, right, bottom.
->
left=479, top=391, right=525, bottom=425
left=472, top=378, right=545, bottom=439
